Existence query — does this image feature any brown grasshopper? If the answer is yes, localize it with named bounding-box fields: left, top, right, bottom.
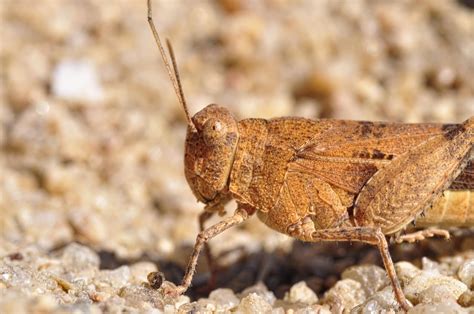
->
left=147, top=1, right=473, bottom=310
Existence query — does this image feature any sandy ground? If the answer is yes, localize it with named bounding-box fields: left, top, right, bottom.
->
left=1, top=0, right=473, bottom=312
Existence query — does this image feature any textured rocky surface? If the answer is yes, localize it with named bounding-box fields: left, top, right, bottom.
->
left=1, top=0, right=473, bottom=313
left=0, top=244, right=473, bottom=313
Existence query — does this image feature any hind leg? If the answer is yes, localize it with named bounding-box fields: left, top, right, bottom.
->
left=354, top=118, right=473, bottom=234
left=288, top=222, right=411, bottom=311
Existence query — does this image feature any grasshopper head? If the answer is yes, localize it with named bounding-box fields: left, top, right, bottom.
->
left=145, top=22, right=239, bottom=203
left=184, top=104, right=239, bottom=203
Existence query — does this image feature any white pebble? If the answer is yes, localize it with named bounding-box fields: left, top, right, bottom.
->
left=52, top=59, right=103, bottom=103
left=341, top=265, right=389, bottom=296
left=209, top=288, right=240, bottom=310
left=395, top=261, right=421, bottom=285
left=237, top=293, right=272, bottom=314
left=404, top=272, right=468, bottom=303
left=323, top=279, right=366, bottom=311
left=457, top=259, right=474, bottom=289
left=283, top=281, right=318, bottom=305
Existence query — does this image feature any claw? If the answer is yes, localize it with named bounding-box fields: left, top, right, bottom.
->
left=160, top=283, right=186, bottom=298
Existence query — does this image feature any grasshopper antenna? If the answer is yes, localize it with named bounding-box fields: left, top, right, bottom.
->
left=147, top=0, right=195, bottom=130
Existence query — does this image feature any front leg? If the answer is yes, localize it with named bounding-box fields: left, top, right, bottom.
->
left=198, top=211, right=216, bottom=288
left=154, top=207, right=251, bottom=296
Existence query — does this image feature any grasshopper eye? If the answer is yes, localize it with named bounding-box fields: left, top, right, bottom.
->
left=202, top=118, right=227, bottom=145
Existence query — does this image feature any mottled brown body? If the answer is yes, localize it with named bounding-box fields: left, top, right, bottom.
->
left=184, top=112, right=473, bottom=234
left=180, top=108, right=473, bottom=310
left=146, top=1, right=473, bottom=310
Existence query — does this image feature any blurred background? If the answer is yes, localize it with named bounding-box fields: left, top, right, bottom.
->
left=1, top=0, right=473, bottom=304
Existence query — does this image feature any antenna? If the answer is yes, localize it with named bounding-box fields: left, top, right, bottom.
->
left=147, top=0, right=195, bottom=130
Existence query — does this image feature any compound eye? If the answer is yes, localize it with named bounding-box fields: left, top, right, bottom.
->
left=202, top=118, right=227, bottom=145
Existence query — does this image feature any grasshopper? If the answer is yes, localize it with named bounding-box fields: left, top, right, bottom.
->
left=147, top=1, right=473, bottom=310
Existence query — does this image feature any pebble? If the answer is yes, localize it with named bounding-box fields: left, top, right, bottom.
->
left=237, top=293, right=273, bottom=314
left=96, top=266, right=131, bottom=289
left=60, top=243, right=100, bottom=272
left=457, top=259, right=474, bottom=289
left=129, top=262, right=157, bottom=284
left=178, top=299, right=218, bottom=313
left=209, top=288, right=240, bottom=310
left=458, top=290, right=474, bottom=307
left=421, top=257, right=442, bottom=274
left=395, top=261, right=422, bottom=285
left=2, top=0, right=474, bottom=313
left=404, top=271, right=468, bottom=303
left=239, top=282, right=276, bottom=305
left=283, top=281, right=318, bottom=305
left=352, top=286, right=401, bottom=313
left=52, top=59, right=103, bottom=103
left=1, top=233, right=473, bottom=313
left=118, top=284, right=163, bottom=310
left=341, top=265, right=389, bottom=296
left=407, top=300, right=469, bottom=314
left=322, top=279, right=366, bottom=312
left=418, top=285, right=458, bottom=304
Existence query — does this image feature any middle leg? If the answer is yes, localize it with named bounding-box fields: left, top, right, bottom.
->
left=394, top=228, right=450, bottom=244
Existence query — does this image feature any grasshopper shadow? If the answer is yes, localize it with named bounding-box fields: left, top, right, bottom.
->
left=105, top=231, right=471, bottom=300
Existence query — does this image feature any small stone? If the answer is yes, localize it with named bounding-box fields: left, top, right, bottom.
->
left=421, top=257, right=441, bottom=273
left=178, top=300, right=217, bottom=313
left=418, top=285, right=458, bottom=304
left=283, top=281, right=318, bottom=305
left=147, top=271, right=164, bottom=289
left=1, top=261, right=58, bottom=293
left=239, top=282, right=276, bottom=305
left=237, top=293, right=272, bottom=314
left=119, top=284, right=163, bottom=310
left=404, top=272, right=468, bottom=303
left=51, top=276, right=73, bottom=292
left=322, top=279, right=366, bottom=312
left=407, top=300, right=467, bottom=314
left=209, top=288, right=239, bottom=310
left=352, top=286, right=401, bottom=313
left=395, top=261, right=421, bottom=285
left=341, top=265, right=389, bottom=296
left=60, top=243, right=100, bottom=272
left=175, top=295, right=191, bottom=309
left=440, top=253, right=470, bottom=276
left=52, top=59, right=103, bottom=103
left=457, top=259, right=474, bottom=288
left=0, top=263, right=33, bottom=288
left=164, top=304, right=177, bottom=314
left=458, top=290, right=474, bottom=307
left=130, top=262, right=157, bottom=284
left=97, top=266, right=131, bottom=289
left=295, top=305, right=332, bottom=314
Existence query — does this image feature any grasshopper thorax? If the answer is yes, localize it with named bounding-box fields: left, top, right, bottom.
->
left=184, top=104, right=239, bottom=203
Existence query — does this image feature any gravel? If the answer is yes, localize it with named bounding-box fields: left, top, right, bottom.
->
left=1, top=0, right=473, bottom=312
